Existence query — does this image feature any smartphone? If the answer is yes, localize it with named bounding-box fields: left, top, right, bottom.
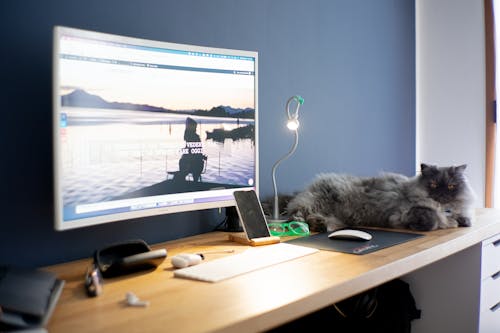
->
left=233, top=190, right=271, bottom=240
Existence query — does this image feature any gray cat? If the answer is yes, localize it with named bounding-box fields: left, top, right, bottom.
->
left=285, top=163, right=476, bottom=232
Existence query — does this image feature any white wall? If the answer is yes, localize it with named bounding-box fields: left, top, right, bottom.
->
left=412, top=2, right=486, bottom=331
left=416, top=0, right=486, bottom=207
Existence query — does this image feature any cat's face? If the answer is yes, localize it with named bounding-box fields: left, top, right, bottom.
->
left=419, top=163, right=467, bottom=204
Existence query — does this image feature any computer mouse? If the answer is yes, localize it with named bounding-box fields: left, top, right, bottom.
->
left=328, top=229, right=373, bottom=241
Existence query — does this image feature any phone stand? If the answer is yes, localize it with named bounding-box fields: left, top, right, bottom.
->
left=228, top=233, right=280, bottom=246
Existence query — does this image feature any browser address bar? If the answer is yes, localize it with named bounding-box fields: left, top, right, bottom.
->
left=60, top=37, right=254, bottom=72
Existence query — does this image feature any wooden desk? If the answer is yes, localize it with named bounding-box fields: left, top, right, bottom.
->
left=45, top=208, right=500, bottom=333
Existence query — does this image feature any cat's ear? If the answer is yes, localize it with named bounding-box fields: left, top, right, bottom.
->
left=455, top=164, right=467, bottom=173
left=420, top=163, right=429, bottom=171
left=420, top=163, right=435, bottom=174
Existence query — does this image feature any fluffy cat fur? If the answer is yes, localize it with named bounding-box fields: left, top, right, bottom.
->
left=283, top=163, right=476, bottom=232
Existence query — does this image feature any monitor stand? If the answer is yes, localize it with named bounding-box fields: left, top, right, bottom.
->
left=220, top=206, right=243, bottom=232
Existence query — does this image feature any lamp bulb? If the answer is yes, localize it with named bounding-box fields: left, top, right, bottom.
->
left=287, top=119, right=299, bottom=130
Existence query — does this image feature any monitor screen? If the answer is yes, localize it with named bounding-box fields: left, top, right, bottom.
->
left=53, top=26, right=258, bottom=230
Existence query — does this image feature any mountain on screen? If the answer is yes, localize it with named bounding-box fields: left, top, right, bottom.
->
left=61, top=89, right=254, bottom=119
left=193, top=105, right=254, bottom=119
left=61, top=89, right=170, bottom=112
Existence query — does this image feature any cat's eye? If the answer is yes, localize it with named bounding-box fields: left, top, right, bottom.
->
left=448, top=184, right=455, bottom=190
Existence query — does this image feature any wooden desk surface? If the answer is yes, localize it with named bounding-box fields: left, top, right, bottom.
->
left=45, top=208, right=500, bottom=333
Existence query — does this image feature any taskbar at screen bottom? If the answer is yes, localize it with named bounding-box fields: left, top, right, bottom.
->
left=61, top=187, right=254, bottom=223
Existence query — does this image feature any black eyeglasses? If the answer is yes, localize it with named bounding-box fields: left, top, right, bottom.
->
left=84, top=263, right=103, bottom=297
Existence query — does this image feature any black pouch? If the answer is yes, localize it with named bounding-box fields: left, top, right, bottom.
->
left=93, top=239, right=167, bottom=278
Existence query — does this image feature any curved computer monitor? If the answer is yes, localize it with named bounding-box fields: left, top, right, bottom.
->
left=53, top=26, right=258, bottom=230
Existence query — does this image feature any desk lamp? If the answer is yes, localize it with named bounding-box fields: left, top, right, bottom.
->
left=269, top=95, right=304, bottom=223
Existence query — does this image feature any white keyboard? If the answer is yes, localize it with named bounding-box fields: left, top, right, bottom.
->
left=173, top=243, right=318, bottom=282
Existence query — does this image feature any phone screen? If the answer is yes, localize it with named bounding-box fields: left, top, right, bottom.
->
left=233, top=190, right=271, bottom=239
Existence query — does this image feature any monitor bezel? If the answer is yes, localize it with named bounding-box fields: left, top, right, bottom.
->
left=53, top=26, right=259, bottom=231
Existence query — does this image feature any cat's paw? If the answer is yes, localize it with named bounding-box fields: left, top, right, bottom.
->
left=456, top=216, right=471, bottom=227
left=305, top=215, right=327, bottom=232
left=406, top=206, right=439, bottom=231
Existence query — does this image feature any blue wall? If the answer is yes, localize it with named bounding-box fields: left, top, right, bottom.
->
left=0, top=0, right=415, bottom=267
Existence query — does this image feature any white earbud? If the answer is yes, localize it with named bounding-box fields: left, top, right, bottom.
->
left=171, top=253, right=203, bottom=268
left=126, top=292, right=149, bottom=307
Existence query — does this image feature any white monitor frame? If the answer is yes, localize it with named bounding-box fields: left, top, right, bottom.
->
left=53, top=26, right=258, bottom=230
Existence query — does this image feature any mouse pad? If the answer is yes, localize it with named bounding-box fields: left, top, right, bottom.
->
left=286, top=228, right=424, bottom=255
